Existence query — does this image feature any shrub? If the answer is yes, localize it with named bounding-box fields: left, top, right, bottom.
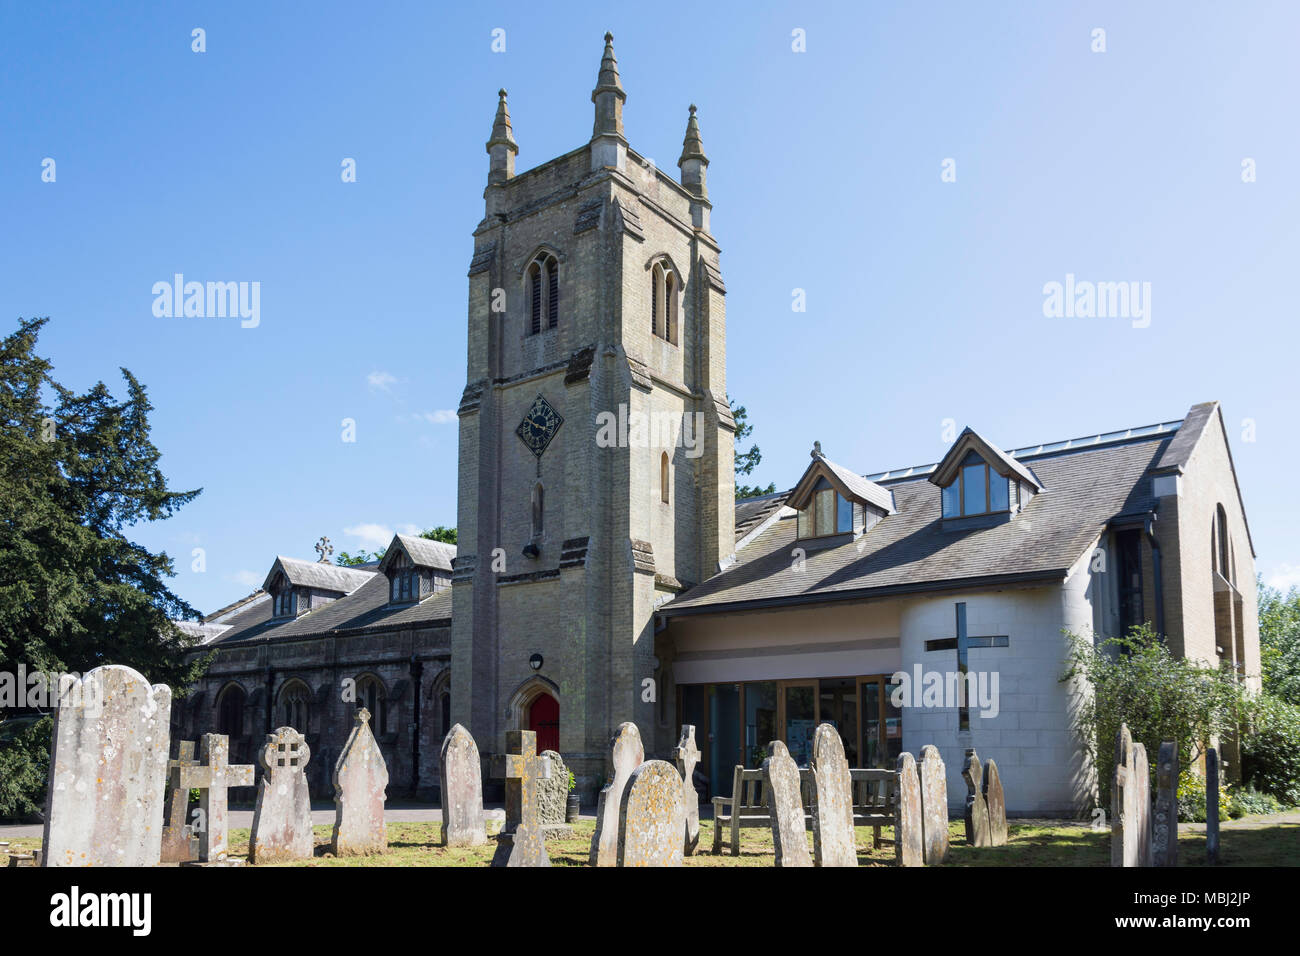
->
left=1176, top=768, right=1234, bottom=823
left=1230, top=786, right=1283, bottom=817
left=1240, top=693, right=1300, bottom=805
left=0, top=716, right=52, bottom=822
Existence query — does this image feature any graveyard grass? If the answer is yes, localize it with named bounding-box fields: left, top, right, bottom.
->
left=10, top=818, right=1293, bottom=867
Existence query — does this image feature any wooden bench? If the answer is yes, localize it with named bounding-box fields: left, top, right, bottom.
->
left=711, top=766, right=770, bottom=856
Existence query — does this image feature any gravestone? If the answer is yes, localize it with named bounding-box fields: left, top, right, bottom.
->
left=1206, top=747, right=1220, bottom=865
left=962, top=749, right=991, bottom=847
left=490, top=729, right=551, bottom=867
left=249, top=726, right=314, bottom=864
left=1152, top=740, right=1178, bottom=867
left=809, top=723, right=856, bottom=867
left=42, top=664, right=172, bottom=868
left=895, top=752, right=924, bottom=867
left=983, top=758, right=1008, bottom=847
left=536, top=750, right=574, bottom=839
left=617, top=760, right=685, bottom=866
left=1110, top=722, right=1152, bottom=867
left=330, top=708, right=389, bottom=856
left=917, top=745, right=949, bottom=864
left=177, top=733, right=254, bottom=863
left=590, top=721, right=644, bottom=867
left=161, top=741, right=200, bottom=864
left=439, top=723, right=487, bottom=846
left=672, top=725, right=702, bottom=856
left=762, top=739, right=812, bottom=867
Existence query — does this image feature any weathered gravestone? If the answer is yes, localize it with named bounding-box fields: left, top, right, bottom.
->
left=1110, top=722, right=1152, bottom=867
left=536, top=750, right=574, bottom=839
left=1206, top=747, right=1220, bottom=865
left=249, top=726, right=314, bottom=864
left=983, top=757, right=1008, bottom=847
left=1152, top=740, right=1178, bottom=867
left=673, top=724, right=702, bottom=856
left=762, top=739, right=812, bottom=867
left=590, top=721, right=644, bottom=866
left=809, top=723, right=857, bottom=867
left=330, top=708, right=389, bottom=856
left=490, top=729, right=551, bottom=867
left=962, top=749, right=991, bottom=847
left=161, top=741, right=200, bottom=864
left=917, top=745, right=949, bottom=864
left=895, top=752, right=924, bottom=867
left=439, top=723, right=487, bottom=846
left=178, top=733, right=254, bottom=863
left=617, top=760, right=685, bottom=867
left=42, top=664, right=172, bottom=867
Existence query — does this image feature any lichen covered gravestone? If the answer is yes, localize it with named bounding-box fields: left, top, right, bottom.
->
left=42, top=664, right=173, bottom=868
left=617, top=760, right=684, bottom=867
left=1152, top=740, right=1178, bottom=867
left=809, top=723, right=857, bottom=867
left=894, top=752, right=924, bottom=867
left=917, top=745, right=949, bottom=864
left=672, top=724, right=702, bottom=856
left=536, top=750, right=574, bottom=839
left=178, top=733, right=254, bottom=863
left=330, top=708, right=389, bottom=856
left=1110, top=722, right=1151, bottom=867
left=983, top=758, right=1008, bottom=847
left=962, top=749, right=991, bottom=848
left=762, top=739, right=812, bottom=867
left=590, top=721, right=644, bottom=867
left=249, top=726, right=314, bottom=864
left=490, top=729, right=551, bottom=867
left=439, top=723, right=487, bottom=846
left=161, top=741, right=200, bottom=864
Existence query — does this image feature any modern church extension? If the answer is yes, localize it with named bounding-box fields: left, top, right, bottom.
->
left=176, top=35, right=1260, bottom=816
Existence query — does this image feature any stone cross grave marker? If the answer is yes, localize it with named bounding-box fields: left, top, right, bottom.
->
left=895, top=752, right=925, bottom=867
left=250, top=726, right=314, bottom=864
left=962, top=749, right=991, bottom=847
left=1153, top=740, right=1178, bottom=867
left=1207, top=747, right=1220, bottom=865
left=1110, top=722, right=1152, bottom=867
left=983, top=758, right=1008, bottom=847
left=809, top=723, right=857, bottom=867
left=590, top=721, right=644, bottom=867
left=673, top=724, right=702, bottom=856
left=161, top=741, right=200, bottom=863
left=178, top=733, right=255, bottom=863
left=762, top=739, right=812, bottom=867
left=918, top=744, right=950, bottom=864
left=42, top=664, right=173, bottom=868
left=330, top=708, right=389, bottom=856
left=490, top=729, right=552, bottom=867
left=439, top=723, right=486, bottom=846
left=617, top=760, right=685, bottom=866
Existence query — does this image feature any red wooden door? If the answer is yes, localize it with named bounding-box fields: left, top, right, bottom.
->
left=529, top=694, right=560, bottom=754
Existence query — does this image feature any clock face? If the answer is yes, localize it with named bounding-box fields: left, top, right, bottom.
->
left=516, top=395, right=564, bottom=458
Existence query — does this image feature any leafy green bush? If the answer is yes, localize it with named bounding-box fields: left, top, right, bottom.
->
left=1176, top=768, right=1234, bottom=823
left=1240, top=693, right=1300, bottom=805
left=0, top=716, right=51, bottom=821
left=1230, top=786, right=1283, bottom=817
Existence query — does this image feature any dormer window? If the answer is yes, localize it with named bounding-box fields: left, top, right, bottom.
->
left=388, top=552, right=416, bottom=604
left=941, top=451, right=1011, bottom=518
left=270, top=573, right=296, bottom=618
left=796, top=477, right=854, bottom=538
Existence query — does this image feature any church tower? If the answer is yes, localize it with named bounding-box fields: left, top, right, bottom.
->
left=450, top=34, right=734, bottom=790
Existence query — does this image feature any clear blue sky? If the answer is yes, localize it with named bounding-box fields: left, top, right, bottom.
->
left=3, top=1, right=1297, bottom=614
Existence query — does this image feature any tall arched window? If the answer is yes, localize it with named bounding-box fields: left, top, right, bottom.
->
left=531, top=482, right=544, bottom=538
left=1214, top=504, right=1233, bottom=583
left=651, top=261, right=678, bottom=344
left=217, top=684, right=246, bottom=739
left=279, top=680, right=311, bottom=731
left=660, top=452, right=670, bottom=504
left=355, top=675, right=387, bottom=736
left=527, top=253, right=559, bottom=334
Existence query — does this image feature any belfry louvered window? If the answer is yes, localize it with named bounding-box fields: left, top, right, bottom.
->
left=527, top=253, right=559, bottom=334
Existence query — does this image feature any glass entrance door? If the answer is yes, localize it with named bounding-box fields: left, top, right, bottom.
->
left=779, top=681, right=817, bottom=765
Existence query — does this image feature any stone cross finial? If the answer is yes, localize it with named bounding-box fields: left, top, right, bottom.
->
left=177, top=733, right=255, bottom=863
left=315, top=536, right=333, bottom=562
left=489, top=730, right=552, bottom=866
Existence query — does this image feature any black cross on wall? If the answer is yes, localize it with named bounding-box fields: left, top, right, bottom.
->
left=924, top=602, right=1009, bottom=729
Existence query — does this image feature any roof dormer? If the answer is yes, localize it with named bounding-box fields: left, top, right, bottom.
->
left=786, top=442, right=895, bottom=544
left=929, top=427, right=1043, bottom=526
left=262, top=557, right=375, bottom=620
left=377, top=534, right=457, bottom=606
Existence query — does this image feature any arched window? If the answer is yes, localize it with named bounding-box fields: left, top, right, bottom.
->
left=527, top=253, right=559, bottom=334
left=660, top=452, right=670, bottom=504
left=1214, top=504, right=1232, bottom=582
left=355, top=675, right=387, bottom=736
left=279, top=680, right=311, bottom=731
left=216, top=684, right=246, bottom=739
left=531, top=482, right=544, bottom=538
left=651, top=261, right=679, bottom=344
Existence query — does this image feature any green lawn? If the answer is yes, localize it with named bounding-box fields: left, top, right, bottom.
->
left=8, top=815, right=1292, bottom=867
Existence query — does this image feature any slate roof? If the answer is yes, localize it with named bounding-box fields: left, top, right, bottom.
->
left=208, top=574, right=453, bottom=646
left=665, top=433, right=1172, bottom=615
left=735, top=490, right=789, bottom=542
left=930, top=426, right=1043, bottom=490
left=380, top=534, right=456, bottom=573
left=262, top=557, right=377, bottom=594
